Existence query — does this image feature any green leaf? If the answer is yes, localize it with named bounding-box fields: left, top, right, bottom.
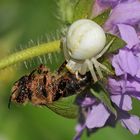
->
left=105, top=33, right=126, bottom=54
left=57, top=0, right=78, bottom=24
left=101, top=57, right=115, bottom=75
left=73, top=0, right=94, bottom=21
left=90, top=83, right=117, bottom=117
left=47, top=94, right=78, bottom=119
left=92, top=9, right=111, bottom=26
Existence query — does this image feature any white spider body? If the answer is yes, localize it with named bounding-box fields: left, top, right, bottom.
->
left=63, top=19, right=113, bottom=82
left=66, top=19, right=106, bottom=60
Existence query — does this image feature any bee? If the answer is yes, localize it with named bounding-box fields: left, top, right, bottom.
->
left=9, top=64, right=92, bottom=110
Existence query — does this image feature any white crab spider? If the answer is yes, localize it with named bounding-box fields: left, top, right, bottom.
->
left=62, top=19, right=113, bottom=82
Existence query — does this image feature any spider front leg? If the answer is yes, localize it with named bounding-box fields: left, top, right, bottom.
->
left=91, top=58, right=112, bottom=75
left=91, top=58, right=103, bottom=79
left=79, top=61, right=88, bottom=75
left=95, top=38, right=115, bottom=59
left=61, top=37, right=70, bottom=61
left=85, top=59, right=98, bottom=82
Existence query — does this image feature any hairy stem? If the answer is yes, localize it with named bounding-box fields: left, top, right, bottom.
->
left=0, top=40, right=61, bottom=70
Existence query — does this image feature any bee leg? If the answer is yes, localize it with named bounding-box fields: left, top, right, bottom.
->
left=57, top=61, right=67, bottom=74
left=28, top=69, right=37, bottom=79
left=43, top=75, right=47, bottom=85
left=37, top=64, right=49, bottom=74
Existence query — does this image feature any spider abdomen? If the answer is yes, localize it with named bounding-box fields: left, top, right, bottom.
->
left=66, top=19, right=106, bottom=60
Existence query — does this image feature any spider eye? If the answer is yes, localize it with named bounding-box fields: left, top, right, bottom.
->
left=66, top=19, right=106, bottom=60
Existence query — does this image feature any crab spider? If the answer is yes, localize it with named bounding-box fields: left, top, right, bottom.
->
left=62, top=19, right=113, bottom=82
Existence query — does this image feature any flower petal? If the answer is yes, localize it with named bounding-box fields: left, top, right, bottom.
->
left=112, top=49, right=139, bottom=76
left=121, top=115, right=140, bottom=134
left=127, top=80, right=140, bottom=100
left=86, top=103, right=110, bottom=128
left=112, top=54, right=124, bottom=75
left=108, top=78, right=122, bottom=94
left=117, top=24, right=139, bottom=49
left=81, top=97, right=96, bottom=107
left=111, top=94, right=132, bottom=111
left=104, top=0, right=140, bottom=32
left=98, top=0, right=122, bottom=8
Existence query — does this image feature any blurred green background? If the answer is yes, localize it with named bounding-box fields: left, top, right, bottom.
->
left=0, top=0, right=140, bottom=140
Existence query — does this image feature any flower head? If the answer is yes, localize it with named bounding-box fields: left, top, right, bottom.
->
left=74, top=93, right=110, bottom=140
left=74, top=92, right=140, bottom=139
left=112, top=24, right=140, bottom=77
left=74, top=0, right=140, bottom=139
left=104, top=0, right=140, bottom=33
left=108, top=78, right=140, bottom=111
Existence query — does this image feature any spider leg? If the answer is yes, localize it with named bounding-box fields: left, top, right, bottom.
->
left=91, top=58, right=103, bottom=79
left=79, top=61, right=88, bottom=75
left=66, top=60, right=82, bottom=74
left=85, top=59, right=97, bottom=82
left=61, top=37, right=71, bottom=61
left=92, top=58, right=112, bottom=73
left=95, top=38, right=115, bottom=59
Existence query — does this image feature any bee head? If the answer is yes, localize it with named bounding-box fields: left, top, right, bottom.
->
left=8, top=76, right=31, bottom=109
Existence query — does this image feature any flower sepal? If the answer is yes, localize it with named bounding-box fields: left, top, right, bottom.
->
left=92, top=8, right=111, bottom=26
left=73, top=0, right=94, bottom=21
left=90, top=82, right=117, bottom=117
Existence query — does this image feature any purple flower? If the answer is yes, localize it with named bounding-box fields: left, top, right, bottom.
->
left=112, top=24, right=140, bottom=77
left=118, top=24, right=139, bottom=49
left=85, top=103, right=110, bottom=128
left=74, top=0, right=140, bottom=139
left=74, top=95, right=110, bottom=140
left=97, top=0, right=124, bottom=8
left=121, top=115, right=140, bottom=134
left=108, top=78, right=140, bottom=111
left=117, top=108, right=140, bottom=135
left=92, top=0, right=120, bottom=18
left=92, top=0, right=137, bottom=18
left=74, top=93, right=140, bottom=139
left=104, top=0, right=140, bottom=33
left=112, top=49, right=139, bottom=76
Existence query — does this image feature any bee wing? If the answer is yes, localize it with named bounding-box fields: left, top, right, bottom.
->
left=46, top=94, right=78, bottom=119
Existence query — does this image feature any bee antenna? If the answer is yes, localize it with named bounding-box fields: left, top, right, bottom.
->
left=8, top=95, right=12, bottom=109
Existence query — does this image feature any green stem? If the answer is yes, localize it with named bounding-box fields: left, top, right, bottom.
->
left=0, top=40, right=61, bottom=70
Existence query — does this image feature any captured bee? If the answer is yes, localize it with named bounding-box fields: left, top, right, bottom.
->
left=8, top=64, right=92, bottom=109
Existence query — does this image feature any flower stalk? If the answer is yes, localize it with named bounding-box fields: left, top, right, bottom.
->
left=0, top=40, right=60, bottom=70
